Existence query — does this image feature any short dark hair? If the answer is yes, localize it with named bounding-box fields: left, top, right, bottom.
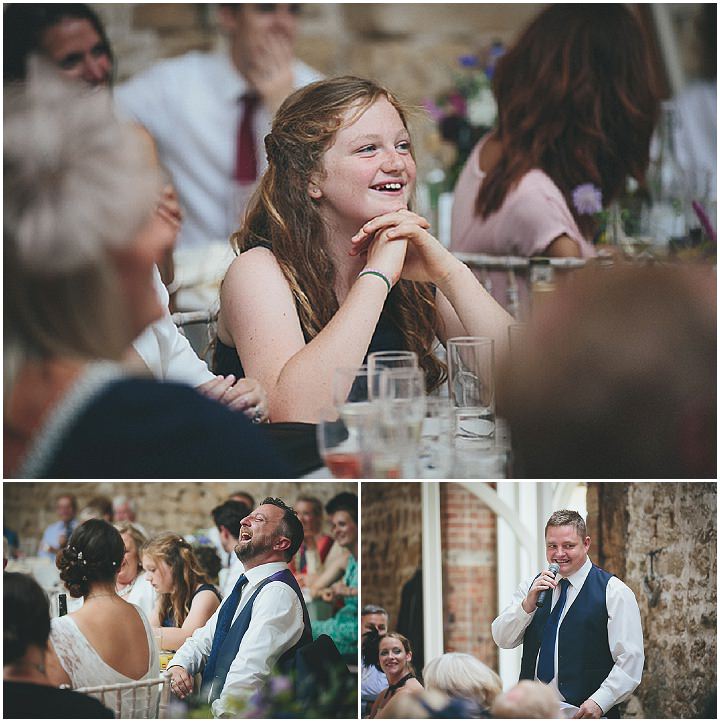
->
left=545, top=510, right=587, bottom=539
left=326, top=492, right=358, bottom=523
left=212, top=500, right=250, bottom=539
left=229, top=490, right=255, bottom=508
left=295, top=495, right=323, bottom=519
left=56, top=519, right=125, bottom=598
left=4, top=572, right=51, bottom=664
left=57, top=493, right=77, bottom=511
left=4, top=4, right=114, bottom=83
left=261, top=497, right=304, bottom=562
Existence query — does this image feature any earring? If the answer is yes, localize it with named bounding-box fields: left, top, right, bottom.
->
left=309, top=186, right=321, bottom=199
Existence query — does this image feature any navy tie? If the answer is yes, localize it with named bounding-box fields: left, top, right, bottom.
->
left=537, top=577, right=570, bottom=683
left=202, top=573, right=247, bottom=686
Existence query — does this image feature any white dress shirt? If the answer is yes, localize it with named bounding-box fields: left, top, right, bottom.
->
left=131, top=266, right=215, bottom=385
left=491, top=557, right=644, bottom=714
left=169, top=561, right=304, bottom=718
left=116, top=52, right=323, bottom=252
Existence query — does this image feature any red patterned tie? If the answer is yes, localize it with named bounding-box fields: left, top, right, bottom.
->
left=235, top=93, right=260, bottom=182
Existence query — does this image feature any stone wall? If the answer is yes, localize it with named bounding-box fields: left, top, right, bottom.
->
left=440, top=482, right=498, bottom=669
left=360, top=481, right=422, bottom=629
left=587, top=482, right=717, bottom=719
left=3, top=481, right=356, bottom=553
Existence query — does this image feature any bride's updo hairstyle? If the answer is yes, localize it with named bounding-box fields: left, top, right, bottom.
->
left=56, top=519, right=125, bottom=598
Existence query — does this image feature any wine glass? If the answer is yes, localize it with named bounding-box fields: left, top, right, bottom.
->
left=316, top=406, right=376, bottom=479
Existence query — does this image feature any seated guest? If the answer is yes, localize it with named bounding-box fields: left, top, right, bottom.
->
left=2, top=2, right=270, bottom=424
left=491, top=680, right=561, bottom=718
left=368, top=632, right=424, bottom=719
left=45, top=520, right=159, bottom=718
left=212, top=500, right=250, bottom=598
left=290, top=495, right=333, bottom=588
left=450, top=5, right=660, bottom=312
left=114, top=522, right=156, bottom=618
left=167, top=498, right=311, bottom=717
left=112, top=496, right=147, bottom=535
left=3, top=65, right=290, bottom=478
left=78, top=495, right=113, bottom=523
left=361, top=605, right=390, bottom=715
left=214, top=75, right=513, bottom=422
left=3, top=571, right=114, bottom=719
left=142, top=532, right=221, bottom=651
left=498, top=265, right=716, bottom=478
left=423, top=652, right=502, bottom=718
left=311, top=493, right=358, bottom=658
left=194, top=545, right=223, bottom=587
left=38, top=494, right=78, bottom=559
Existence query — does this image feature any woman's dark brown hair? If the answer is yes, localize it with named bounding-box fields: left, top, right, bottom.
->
left=476, top=4, right=660, bottom=237
left=56, top=519, right=125, bottom=598
left=230, top=76, right=446, bottom=391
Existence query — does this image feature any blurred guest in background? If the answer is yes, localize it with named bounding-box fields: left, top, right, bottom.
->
left=312, top=492, right=358, bottom=658
left=4, top=571, right=114, bottom=719
left=2, top=2, right=271, bottom=423
left=491, top=680, right=561, bottom=718
left=423, top=652, right=502, bottom=718
left=78, top=495, right=113, bottom=523
left=46, top=520, right=159, bottom=717
left=212, top=499, right=250, bottom=598
left=229, top=490, right=255, bottom=509
left=38, top=494, right=78, bottom=559
left=368, top=632, right=424, bottom=719
left=361, top=604, right=390, bottom=715
left=112, top=495, right=147, bottom=535
left=215, top=76, right=512, bottom=422
left=498, top=265, right=716, bottom=478
left=114, top=521, right=156, bottom=618
left=3, top=66, right=290, bottom=478
left=194, top=545, right=224, bottom=587
left=115, top=4, right=322, bottom=269
left=290, top=495, right=333, bottom=588
left=451, top=4, right=660, bottom=310
left=142, top=532, right=221, bottom=652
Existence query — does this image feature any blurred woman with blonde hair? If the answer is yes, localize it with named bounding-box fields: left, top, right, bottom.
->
left=142, top=533, right=221, bottom=652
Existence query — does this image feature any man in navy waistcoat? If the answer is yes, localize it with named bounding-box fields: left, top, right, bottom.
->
left=492, top=510, right=644, bottom=718
left=168, top=497, right=312, bottom=717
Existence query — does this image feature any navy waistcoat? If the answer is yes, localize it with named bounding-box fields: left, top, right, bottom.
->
left=203, top=568, right=312, bottom=703
left=520, top=564, right=617, bottom=713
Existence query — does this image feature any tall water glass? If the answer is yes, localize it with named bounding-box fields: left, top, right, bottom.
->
left=419, top=397, right=454, bottom=478
left=316, top=406, right=376, bottom=478
left=367, top=351, right=419, bottom=399
left=372, top=367, right=426, bottom=477
left=447, top=337, right=495, bottom=444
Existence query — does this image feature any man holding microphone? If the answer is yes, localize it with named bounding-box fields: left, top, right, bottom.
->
left=492, top=510, right=644, bottom=718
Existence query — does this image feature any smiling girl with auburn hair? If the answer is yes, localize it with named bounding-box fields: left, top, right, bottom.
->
left=215, top=75, right=512, bottom=423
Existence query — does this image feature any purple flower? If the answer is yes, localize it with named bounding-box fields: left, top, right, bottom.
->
left=459, top=54, right=479, bottom=68
left=448, top=91, right=466, bottom=116
left=270, top=676, right=293, bottom=695
left=422, top=98, right=444, bottom=123
left=572, top=183, right=603, bottom=215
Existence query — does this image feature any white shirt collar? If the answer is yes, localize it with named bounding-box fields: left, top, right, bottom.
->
left=564, top=556, right=593, bottom=588
left=243, top=560, right=288, bottom=587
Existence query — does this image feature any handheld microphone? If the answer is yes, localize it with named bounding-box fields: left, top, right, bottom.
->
left=536, top=562, right=560, bottom=608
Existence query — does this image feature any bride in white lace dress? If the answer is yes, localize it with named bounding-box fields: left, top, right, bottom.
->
left=45, top=519, right=160, bottom=718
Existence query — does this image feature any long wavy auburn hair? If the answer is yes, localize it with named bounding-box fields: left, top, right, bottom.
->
left=476, top=4, right=660, bottom=238
left=231, top=76, right=446, bottom=391
left=142, top=533, right=213, bottom=629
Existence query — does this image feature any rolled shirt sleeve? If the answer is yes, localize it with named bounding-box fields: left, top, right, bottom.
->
left=491, top=577, right=536, bottom=649
left=168, top=605, right=220, bottom=677
left=589, top=578, right=644, bottom=714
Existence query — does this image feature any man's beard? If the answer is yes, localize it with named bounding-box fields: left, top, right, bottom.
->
left=235, top=535, right=273, bottom=562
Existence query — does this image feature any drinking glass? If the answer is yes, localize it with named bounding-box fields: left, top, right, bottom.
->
left=418, top=396, right=454, bottom=478
left=316, top=407, right=376, bottom=478
left=367, top=351, right=418, bottom=399
left=447, top=337, right=495, bottom=444
left=332, top=365, right=379, bottom=408
left=372, top=367, right=426, bottom=477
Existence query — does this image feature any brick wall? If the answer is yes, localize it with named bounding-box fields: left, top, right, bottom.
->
left=3, top=481, right=356, bottom=552
left=587, top=482, right=717, bottom=719
left=440, top=483, right=498, bottom=669
left=360, top=482, right=422, bottom=629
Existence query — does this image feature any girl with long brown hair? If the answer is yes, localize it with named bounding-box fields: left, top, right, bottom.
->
left=451, top=5, right=660, bottom=305
left=142, top=533, right=221, bottom=652
left=215, top=76, right=512, bottom=422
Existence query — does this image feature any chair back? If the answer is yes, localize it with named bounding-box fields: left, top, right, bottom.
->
left=72, top=671, right=171, bottom=719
